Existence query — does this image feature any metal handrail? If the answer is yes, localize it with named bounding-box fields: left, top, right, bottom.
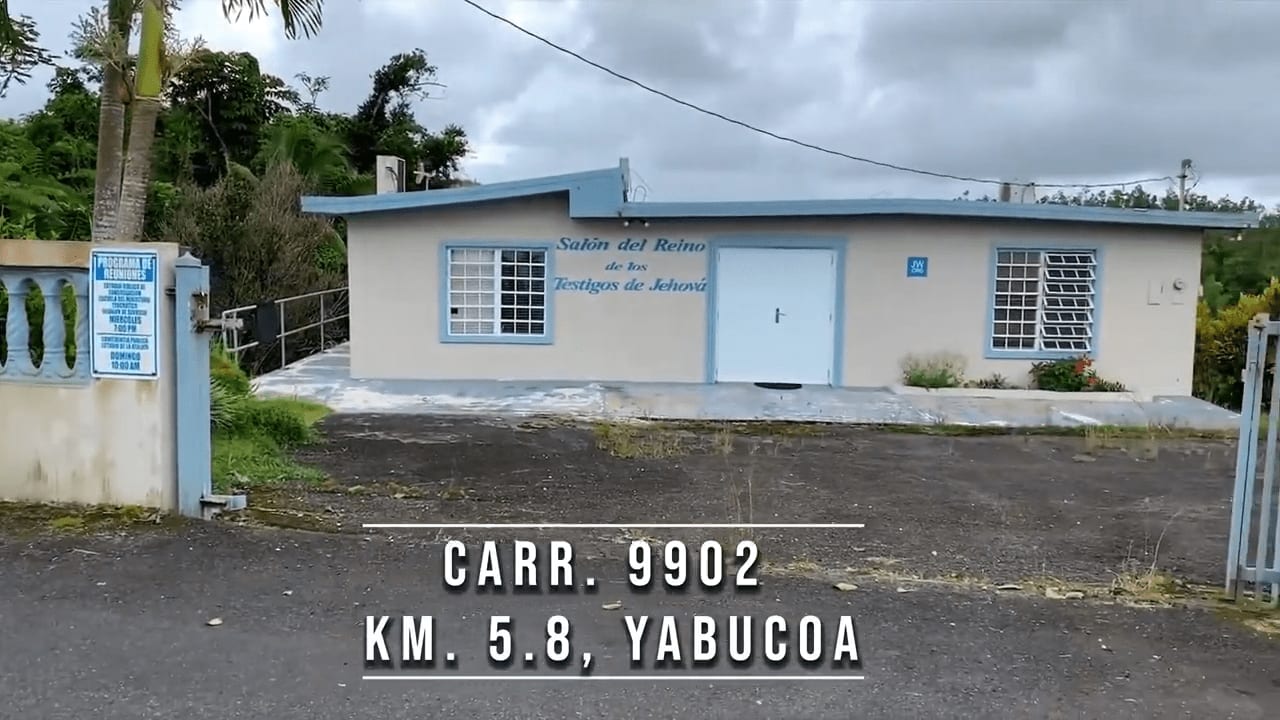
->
left=219, top=286, right=349, bottom=368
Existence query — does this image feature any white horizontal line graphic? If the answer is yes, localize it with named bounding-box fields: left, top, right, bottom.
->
left=363, top=675, right=865, bottom=681
left=361, top=523, right=864, bottom=529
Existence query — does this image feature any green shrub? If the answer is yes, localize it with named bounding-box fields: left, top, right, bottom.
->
left=314, top=229, right=347, bottom=274
left=211, top=343, right=251, bottom=396
left=1193, top=278, right=1280, bottom=408
left=973, top=373, right=1011, bottom=389
left=207, top=339, right=329, bottom=491
left=1029, top=355, right=1125, bottom=392
left=1030, top=357, right=1091, bottom=391
left=210, top=375, right=247, bottom=431
left=237, top=399, right=316, bottom=446
left=901, top=352, right=965, bottom=388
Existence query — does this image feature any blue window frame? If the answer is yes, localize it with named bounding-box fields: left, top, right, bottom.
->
left=989, top=247, right=1098, bottom=357
left=441, top=244, right=553, bottom=344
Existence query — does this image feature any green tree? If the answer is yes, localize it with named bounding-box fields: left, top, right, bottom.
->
left=22, top=67, right=100, bottom=194
left=256, top=115, right=353, bottom=192
left=165, top=49, right=299, bottom=185
left=0, top=71, right=99, bottom=239
left=160, top=161, right=346, bottom=344
left=0, top=1, right=56, bottom=96
left=344, top=49, right=471, bottom=189
left=3, top=0, right=329, bottom=242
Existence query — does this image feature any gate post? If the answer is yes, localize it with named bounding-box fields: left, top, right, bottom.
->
left=174, top=252, right=246, bottom=518
left=174, top=254, right=211, bottom=517
left=1226, top=315, right=1267, bottom=597
left=1226, top=313, right=1280, bottom=604
left=1253, top=331, right=1280, bottom=605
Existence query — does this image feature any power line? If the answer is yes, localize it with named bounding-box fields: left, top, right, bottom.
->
left=461, top=0, right=1176, bottom=191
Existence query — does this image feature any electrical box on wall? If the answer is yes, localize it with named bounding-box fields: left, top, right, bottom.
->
left=1146, top=278, right=1190, bottom=305
left=1147, top=280, right=1164, bottom=305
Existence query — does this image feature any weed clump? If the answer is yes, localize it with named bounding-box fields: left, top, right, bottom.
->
left=900, top=352, right=966, bottom=388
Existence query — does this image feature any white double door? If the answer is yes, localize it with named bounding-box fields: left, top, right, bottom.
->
left=713, top=247, right=837, bottom=385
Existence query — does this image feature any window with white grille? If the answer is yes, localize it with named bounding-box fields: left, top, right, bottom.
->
left=991, top=249, right=1097, bottom=353
left=446, top=247, right=547, bottom=337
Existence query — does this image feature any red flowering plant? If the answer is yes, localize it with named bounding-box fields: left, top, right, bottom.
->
left=1074, top=357, right=1099, bottom=387
left=1030, top=354, right=1122, bottom=392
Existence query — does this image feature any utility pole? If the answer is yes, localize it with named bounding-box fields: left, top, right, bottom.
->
left=1177, top=158, right=1193, bottom=211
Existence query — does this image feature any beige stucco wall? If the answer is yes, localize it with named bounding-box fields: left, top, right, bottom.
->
left=346, top=195, right=1203, bottom=397
left=0, top=239, right=180, bottom=508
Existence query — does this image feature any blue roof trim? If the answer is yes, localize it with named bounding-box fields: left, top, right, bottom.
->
left=300, top=159, right=1259, bottom=230
left=300, top=163, right=629, bottom=217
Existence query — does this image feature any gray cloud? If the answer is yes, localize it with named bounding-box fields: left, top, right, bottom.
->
left=2, top=0, right=1276, bottom=205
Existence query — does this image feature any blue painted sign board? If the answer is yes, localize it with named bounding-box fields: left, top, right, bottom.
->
left=906, top=256, right=928, bottom=278
left=90, top=247, right=160, bottom=379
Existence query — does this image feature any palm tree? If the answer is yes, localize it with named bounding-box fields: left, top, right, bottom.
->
left=1, top=0, right=327, bottom=241
left=115, top=0, right=326, bottom=241
left=0, top=1, right=56, bottom=96
left=257, top=117, right=353, bottom=191
left=87, top=0, right=133, bottom=243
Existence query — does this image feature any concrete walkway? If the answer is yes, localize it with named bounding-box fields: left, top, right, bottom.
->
left=254, top=345, right=1241, bottom=430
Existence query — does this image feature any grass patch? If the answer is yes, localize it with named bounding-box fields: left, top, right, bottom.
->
left=1213, top=597, right=1280, bottom=637
left=592, top=419, right=832, bottom=459
left=211, top=352, right=331, bottom=492
left=593, top=422, right=686, bottom=459
left=547, top=416, right=1237, bottom=443
left=242, top=506, right=344, bottom=533
left=873, top=422, right=1237, bottom=440
left=1107, top=568, right=1193, bottom=603
left=212, top=427, right=327, bottom=492
left=592, top=419, right=833, bottom=458
left=655, top=420, right=833, bottom=438
left=0, top=501, right=180, bottom=535
left=213, top=396, right=330, bottom=492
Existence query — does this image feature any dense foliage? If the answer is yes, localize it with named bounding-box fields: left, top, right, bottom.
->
left=1193, top=279, right=1280, bottom=409
left=1, top=48, right=469, bottom=242
left=1, top=43, right=470, bottom=372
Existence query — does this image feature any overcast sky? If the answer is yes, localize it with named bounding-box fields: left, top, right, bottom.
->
left=3, top=0, right=1278, bottom=207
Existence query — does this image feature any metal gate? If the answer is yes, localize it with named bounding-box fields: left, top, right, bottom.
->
left=1226, top=313, right=1280, bottom=605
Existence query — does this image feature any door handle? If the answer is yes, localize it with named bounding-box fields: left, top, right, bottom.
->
left=775, top=308, right=785, bottom=324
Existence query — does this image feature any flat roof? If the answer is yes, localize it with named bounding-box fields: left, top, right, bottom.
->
left=300, top=159, right=1260, bottom=230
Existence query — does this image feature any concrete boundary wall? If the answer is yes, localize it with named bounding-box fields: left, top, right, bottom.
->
left=0, top=239, right=186, bottom=508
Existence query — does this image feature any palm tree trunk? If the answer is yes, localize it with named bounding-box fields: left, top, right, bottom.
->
left=114, top=0, right=165, bottom=243
left=116, top=97, right=161, bottom=242
left=89, top=0, right=133, bottom=243
left=90, top=67, right=127, bottom=241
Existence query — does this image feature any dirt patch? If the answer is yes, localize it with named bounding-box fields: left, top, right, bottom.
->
left=274, top=414, right=1240, bottom=586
